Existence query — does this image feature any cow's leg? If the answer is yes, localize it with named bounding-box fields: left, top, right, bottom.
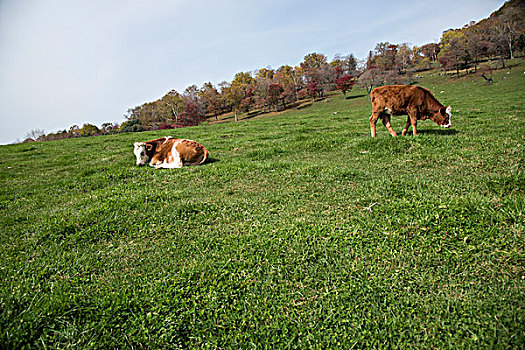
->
left=406, top=109, right=419, bottom=136
left=381, top=114, right=397, bottom=137
left=402, top=116, right=411, bottom=136
left=410, top=116, right=418, bottom=136
left=154, top=159, right=183, bottom=169
left=153, top=162, right=182, bottom=169
left=149, top=159, right=161, bottom=168
left=369, top=112, right=380, bottom=138
left=149, top=159, right=183, bottom=169
left=163, top=160, right=183, bottom=168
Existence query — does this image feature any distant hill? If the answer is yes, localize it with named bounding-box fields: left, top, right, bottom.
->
left=21, top=0, right=525, bottom=144
left=490, top=0, right=525, bottom=18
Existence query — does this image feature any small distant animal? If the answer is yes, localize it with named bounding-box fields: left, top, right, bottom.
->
left=133, top=137, right=208, bottom=169
left=481, top=73, right=493, bottom=83
left=368, top=85, right=452, bottom=137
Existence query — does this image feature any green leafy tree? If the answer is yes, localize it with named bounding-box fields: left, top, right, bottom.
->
left=232, top=71, right=256, bottom=86
left=276, top=65, right=301, bottom=105
left=301, top=53, right=328, bottom=71
left=163, top=90, right=185, bottom=124
left=120, top=119, right=143, bottom=133
left=256, top=68, right=274, bottom=80
left=226, top=72, right=256, bottom=120
left=80, top=123, right=100, bottom=136
left=439, top=29, right=467, bottom=77
left=223, top=82, right=244, bottom=122
left=331, top=54, right=357, bottom=74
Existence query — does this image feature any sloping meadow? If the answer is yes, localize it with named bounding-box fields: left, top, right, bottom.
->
left=1, top=63, right=523, bottom=348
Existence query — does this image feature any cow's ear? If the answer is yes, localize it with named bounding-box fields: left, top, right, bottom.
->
left=446, top=106, right=452, bottom=114
left=440, top=107, right=447, bottom=116
left=146, top=144, right=153, bottom=151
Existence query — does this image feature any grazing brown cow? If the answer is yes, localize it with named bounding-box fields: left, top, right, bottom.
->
left=369, top=85, right=452, bottom=137
left=133, top=137, right=208, bottom=169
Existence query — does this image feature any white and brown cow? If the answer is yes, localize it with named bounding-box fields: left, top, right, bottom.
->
left=369, top=85, right=452, bottom=138
left=133, top=137, right=208, bottom=169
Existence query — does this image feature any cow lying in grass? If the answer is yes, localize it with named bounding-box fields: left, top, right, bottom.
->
left=133, top=137, right=208, bottom=169
left=369, top=85, right=452, bottom=137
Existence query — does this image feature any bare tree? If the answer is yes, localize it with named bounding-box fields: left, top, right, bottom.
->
left=358, top=68, right=384, bottom=98
left=24, top=129, right=45, bottom=141
left=465, top=25, right=486, bottom=73
left=498, top=12, right=521, bottom=59
left=331, top=54, right=357, bottom=74
left=488, top=11, right=522, bottom=68
left=397, top=43, right=413, bottom=73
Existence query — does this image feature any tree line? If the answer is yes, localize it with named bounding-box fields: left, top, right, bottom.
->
left=24, top=0, right=524, bottom=143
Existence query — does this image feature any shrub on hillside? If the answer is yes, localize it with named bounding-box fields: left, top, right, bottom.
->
left=120, top=119, right=144, bottom=133
left=159, top=122, right=176, bottom=130
left=80, top=123, right=100, bottom=137
left=297, top=89, right=308, bottom=100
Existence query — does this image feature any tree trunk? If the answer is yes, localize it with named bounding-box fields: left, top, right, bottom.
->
left=366, top=86, right=373, bottom=101
left=508, top=39, right=514, bottom=59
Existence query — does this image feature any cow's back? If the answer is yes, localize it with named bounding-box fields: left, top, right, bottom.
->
left=370, top=85, right=440, bottom=114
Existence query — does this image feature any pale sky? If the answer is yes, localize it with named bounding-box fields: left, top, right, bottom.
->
left=0, top=0, right=505, bottom=144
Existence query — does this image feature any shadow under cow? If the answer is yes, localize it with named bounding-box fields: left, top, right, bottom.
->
left=416, top=128, right=458, bottom=136
left=204, top=157, right=220, bottom=165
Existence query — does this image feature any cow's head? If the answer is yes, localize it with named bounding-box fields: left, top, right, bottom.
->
left=133, top=142, right=152, bottom=166
left=435, top=106, right=452, bottom=128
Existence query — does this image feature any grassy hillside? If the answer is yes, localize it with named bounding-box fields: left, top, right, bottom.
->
left=1, top=61, right=524, bottom=349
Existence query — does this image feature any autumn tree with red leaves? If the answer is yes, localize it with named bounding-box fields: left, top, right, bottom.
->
left=307, top=81, right=321, bottom=100
left=267, top=84, right=284, bottom=111
left=335, top=74, right=355, bottom=98
left=177, top=102, right=206, bottom=127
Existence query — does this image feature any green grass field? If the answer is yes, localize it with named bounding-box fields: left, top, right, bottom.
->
left=1, top=61, right=524, bottom=349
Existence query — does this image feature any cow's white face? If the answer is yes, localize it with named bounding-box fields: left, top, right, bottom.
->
left=441, top=106, right=452, bottom=128
left=133, top=142, right=149, bottom=166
